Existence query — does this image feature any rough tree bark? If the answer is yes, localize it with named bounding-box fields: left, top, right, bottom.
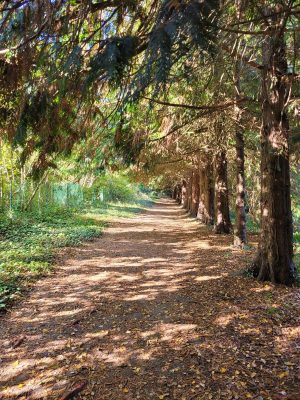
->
left=234, top=120, right=247, bottom=246
left=234, top=65, right=247, bottom=246
left=233, top=0, right=247, bottom=247
left=187, top=173, right=193, bottom=212
left=252, top=6, right=296, bottom=285
left=197, top=156, right=214, bottom=225
left=174, top=183, right=181, bottom=203
left=190, top=168, right=200, bottom=217
left=181, top=180, right=188, bottom=209
left=215, top=148, right=231, bottom=234
left=178, top=183, right=183, bottom=204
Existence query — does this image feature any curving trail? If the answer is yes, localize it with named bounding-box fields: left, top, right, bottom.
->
left=0, top=199, right=299, bottom=400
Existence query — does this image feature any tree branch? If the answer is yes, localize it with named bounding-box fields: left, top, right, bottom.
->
left=143, top=96, right=252, bottom=111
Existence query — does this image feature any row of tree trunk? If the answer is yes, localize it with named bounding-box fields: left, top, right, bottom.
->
left=172, top=150, right=232, bottom=235
left=172, top=5, right=298, bottom=286
left=172, top=125, right=296, bottom=287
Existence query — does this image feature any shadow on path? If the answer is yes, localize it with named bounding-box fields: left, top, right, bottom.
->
left=0, top=199, right=299, bottom=399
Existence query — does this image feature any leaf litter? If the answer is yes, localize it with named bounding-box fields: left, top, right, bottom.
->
left=0, top=199, right=299, bottom=399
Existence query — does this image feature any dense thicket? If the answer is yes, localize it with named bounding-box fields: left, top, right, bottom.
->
left=0, top=0, right=299, bottom=285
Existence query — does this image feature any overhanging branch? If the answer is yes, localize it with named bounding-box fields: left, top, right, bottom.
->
left=143, top=96, right=253, bottom=111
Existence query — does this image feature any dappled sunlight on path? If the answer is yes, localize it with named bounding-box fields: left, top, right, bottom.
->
left=0, top=199, right=299, bottom=399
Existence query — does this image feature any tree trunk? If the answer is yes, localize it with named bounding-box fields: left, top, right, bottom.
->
left=252, top=8, right=296, bottom=285
left=234, top=123, right=247, bottom=246
left=172, top=186, right=176, bottom=200
left=173, top=184, right=179, bottom=201
left=190, top=169, right=200, bottom=217
left=181, top=180, right=188, bottom=209
left=234, top=59, right=247, bottom=247
left=187, top=174, right=193, bottom=212
left=177, top=183, right=182, bottom=204
left=24, top=171, right=48, bottom=211
left=197, top=157, right=214, bottom=225
left=215, top=149, right=231, bottom=234
left=174, top=183, right=182, bottom=203
left=179, top=183, right=183, bottom=204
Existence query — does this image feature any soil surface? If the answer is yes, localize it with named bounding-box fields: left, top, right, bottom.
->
left=0, top=199, right=299, bottom=400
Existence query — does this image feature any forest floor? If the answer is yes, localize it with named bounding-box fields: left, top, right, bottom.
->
left=0, top=198, right=299, bottom=400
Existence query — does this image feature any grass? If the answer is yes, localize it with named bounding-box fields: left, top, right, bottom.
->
left=0, top=199, right=153, bottom=310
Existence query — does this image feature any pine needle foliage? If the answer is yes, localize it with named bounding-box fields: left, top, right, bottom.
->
left=86, top=36, right=139, bottom=88
left=128, top=0, right=219, bottom=100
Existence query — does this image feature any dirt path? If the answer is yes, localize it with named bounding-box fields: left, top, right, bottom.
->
left=0, top=199, right=299, bottom=400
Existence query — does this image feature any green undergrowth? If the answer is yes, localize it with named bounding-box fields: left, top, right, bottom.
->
left=0, top=199, right=153, bottom=310
left=294, top=231, right=300, bottom=277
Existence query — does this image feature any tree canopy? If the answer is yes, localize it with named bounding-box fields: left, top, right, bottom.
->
left=0, top=0, right=300, bottom=284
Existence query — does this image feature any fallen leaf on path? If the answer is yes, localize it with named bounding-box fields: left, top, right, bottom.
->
left=60, top=382, right=86, bottom=400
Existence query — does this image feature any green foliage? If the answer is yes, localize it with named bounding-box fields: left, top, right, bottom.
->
left=88, top=173, right=142, bottom=203
left=230, top=210, right=260, bottom=234
left=86, top=36, right=138, bottom=88
left=130, top=0, right=218, bottom=100
left=246, top=216, right=260, bottom=234
left=294, top=232, right=300, bottom=248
